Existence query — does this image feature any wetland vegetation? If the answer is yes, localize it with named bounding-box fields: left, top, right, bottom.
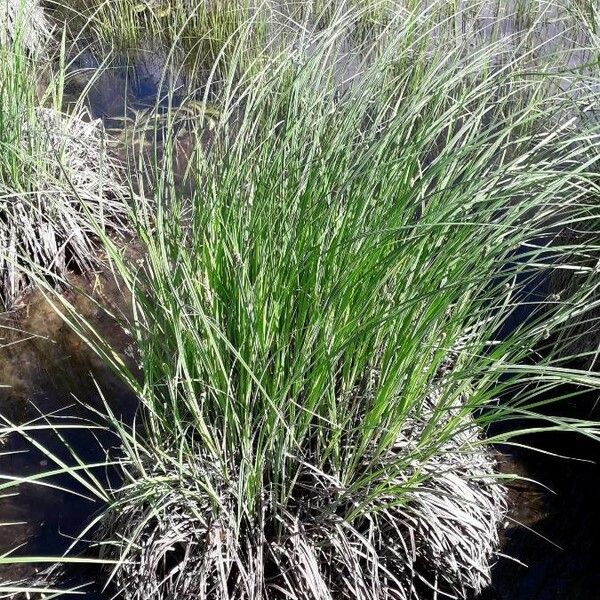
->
left=1, top=1, right=600, bottom=598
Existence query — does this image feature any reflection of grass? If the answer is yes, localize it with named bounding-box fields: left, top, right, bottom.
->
left=46, top=0, right=264, bottom=69
left=571, top=0, right=600, bottom=66
left=1, top=2, right=600, bottom=599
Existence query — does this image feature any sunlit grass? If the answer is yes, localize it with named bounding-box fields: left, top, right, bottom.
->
left=44, top=0, right=268, bottom=71
left=0, top=9, right=131, bottom=309
left=1, top=1, right=600, bottom=598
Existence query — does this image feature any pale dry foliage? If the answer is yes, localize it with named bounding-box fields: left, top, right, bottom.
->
left=0, top=107, right=130, bottom=307
left=0, top=0, right=50, bottom=54
left=99, top=374, right=506, bottom=600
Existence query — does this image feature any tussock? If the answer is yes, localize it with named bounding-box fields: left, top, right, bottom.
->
left=0, top=107, right=130, bottom=308
left=98, top=388, right=506, bottom=600
left=1, top=3, right=599, bottom=600
left=0, top=0, right=51, bottom=54
left=98, top=358, right=507, bottom=600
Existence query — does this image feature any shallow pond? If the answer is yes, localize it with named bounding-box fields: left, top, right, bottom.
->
left=0, top=272, right=137, bottom=594
left=1, top=0, right=599, bottom=597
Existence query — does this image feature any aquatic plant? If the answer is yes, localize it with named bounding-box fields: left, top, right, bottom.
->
left=0, top=24, right=132, bottom=309
left=45, top=0, right=265, bottom=69
left=1, top=1, right=600, bottom=599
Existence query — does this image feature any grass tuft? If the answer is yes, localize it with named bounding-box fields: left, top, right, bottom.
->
left=1, top=0, right=51, bottom=55
left=1, top=2, right=600, bottom=598
left=0, top=23, right=132, bottom=308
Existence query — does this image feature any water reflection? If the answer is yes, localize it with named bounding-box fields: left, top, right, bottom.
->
left=0, top=274, right=136, bottom=594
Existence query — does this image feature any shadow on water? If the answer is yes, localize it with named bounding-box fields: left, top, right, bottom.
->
left=0, top=386, right=138, bottom=597
left=480, top=385, right=600, bottom=600
left=61, top=46, right=218, bottom=197
left=478, top=230, right=600, bottom=599
left=0, top=403, right=134, bottom=597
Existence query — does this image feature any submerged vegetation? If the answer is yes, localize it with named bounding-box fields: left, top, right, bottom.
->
left=1, top=1, right=600, bottom=599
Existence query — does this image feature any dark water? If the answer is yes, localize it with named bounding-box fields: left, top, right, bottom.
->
left=494, top=455, right=600, bottom=599
left=64, top=47, right=185, bottom=121
left=482, top=396, right=600, bottom=599
left=0, top=281, right=137, bottom=596
left=482, top=229, right=600, bottom=598
left=2, top=295, right=598, bottom=599
left=0, top=383, right=137, bottom=598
